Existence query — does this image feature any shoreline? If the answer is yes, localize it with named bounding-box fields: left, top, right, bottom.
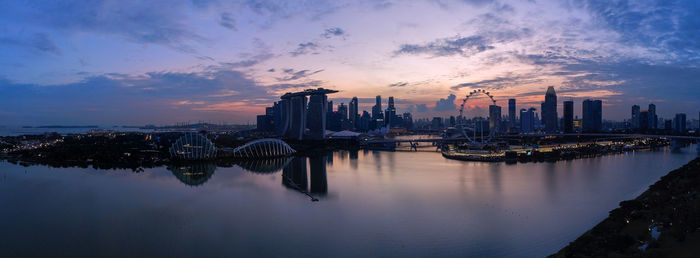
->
left=550, top=157, right=700, bottom=257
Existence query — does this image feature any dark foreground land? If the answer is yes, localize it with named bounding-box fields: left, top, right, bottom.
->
left=552, top=157, right=700, bottom=257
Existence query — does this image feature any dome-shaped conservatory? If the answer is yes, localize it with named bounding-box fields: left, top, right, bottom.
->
left=232, top=138, right=295, bottom=159
left=169, top=133, right=217, bottom=160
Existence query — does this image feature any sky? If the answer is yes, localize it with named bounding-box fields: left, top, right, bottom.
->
left=0, top=0, right=699, bottom=126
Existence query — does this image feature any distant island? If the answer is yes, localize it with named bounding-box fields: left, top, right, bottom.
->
left=22, top=125, right=99, bottom=129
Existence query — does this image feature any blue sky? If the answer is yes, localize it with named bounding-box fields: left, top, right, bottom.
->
left=0, top=0, right=698, bottom=125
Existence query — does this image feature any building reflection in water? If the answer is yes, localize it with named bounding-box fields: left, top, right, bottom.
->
left=165, top=155, right=329, bottom=200
left=282, top=156, right=328, bottom=201
left=166, top=162, right=217, bottom=186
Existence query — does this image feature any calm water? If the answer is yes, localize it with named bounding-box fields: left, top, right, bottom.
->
left=0, top=146, right=697, bottom=257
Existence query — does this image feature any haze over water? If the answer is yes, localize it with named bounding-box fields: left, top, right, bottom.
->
left=1, top=146, right=697, bottom=257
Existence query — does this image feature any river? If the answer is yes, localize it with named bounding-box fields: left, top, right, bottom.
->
left=0, top=145, right=697, bottom=257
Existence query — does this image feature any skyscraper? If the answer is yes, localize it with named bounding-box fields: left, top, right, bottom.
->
left=508, top=99, right=516, bottom=132
left=488, top=105, right=502, bottom=134
left=543, top=86, right=558, bottom=133
left=639, top=110, right=649, bottom=131
left=520, top=108, right=535, bottom=133
left=372, top=95, right=383, bottom=120
left=582, top=99, right=602, bottom=132
left=349, top=97, right=358, bottom=129
left=631, top=105, right=640, bottom=129
left=402, top=112, right=413, bottom=129
left=386, top=96, right=396, bottom=127
left=563, top=100, right=574, bottom=133
left=288, top=95, right=307, bottom=140
left=674, top=113, right=687, bottom=132
left=648, top=103, right=657, bottom=129
left=307, top=94, right=328, bottom=139
left=338, top=103, right=348, bottom=121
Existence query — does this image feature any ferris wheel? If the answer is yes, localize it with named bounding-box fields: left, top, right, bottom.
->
left=456, top=89, right=497, bottom=143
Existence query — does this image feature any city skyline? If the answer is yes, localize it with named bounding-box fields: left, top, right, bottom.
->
left=1, top=0, right=699, bottom=125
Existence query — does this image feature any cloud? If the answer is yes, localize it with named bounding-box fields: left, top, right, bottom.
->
left=576, top=0, right=700, bottom=62
left=219, top=12, right=236, bottom=30
left=0, top=69, right=275, bottom=125
left=266, top=80, right=324, bottom=92
left=416, top=104, right=429, bottom=112
left=0, top=33, right=61, bottom=55
left=290, top=42, right=318, bottom=56
left=388, top=82, right=408, bottom=87
left=451, top=73, right=544, bottom=91
left=434, top=94, right=457, bottom=111
left=322, top=27, right=345, bottom=38
left=0, top=1, right=203, bottom=53
left=394, top=28, right=530, bottom=57
left=276, top=69, right=324, bottom=81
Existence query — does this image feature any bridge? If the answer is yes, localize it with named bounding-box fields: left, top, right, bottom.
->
left=363, top=133, right=700, bottom=145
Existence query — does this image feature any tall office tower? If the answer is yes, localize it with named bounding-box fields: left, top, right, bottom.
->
left=360, top=111, right=371, bottom=131
left=542, top=86, right=558, bottom=133
left=403, top=112, right=413, bottom=129
left=431, top=117, right=443, bottom=129
left=307, top=94, right=328, bottom=139
left=488, top=105, right=502, bottom=134
left=664, top=119, right=672, bottom=131
left=563, top=100, right=574, bottom=133
left=385, top=96, right=396, bottom=126
left=327, top=100, right=333, bottom=114
left=338, top=103, right=348, bottom=121
left=508, top=99, right=516, bottom=132
left=639, top=110, right=649, bottom=131
left=520, top=108, right=535, bottom=133
left=631, top=105, right=640, bottom=129
left=349, top=97, right=358, bottom=129
left=273, top=100, right=290, bottom=136
left=582, top=99, right=602, bottom=132
left=648, top=103, right=657, bottom=129
left=287, top=95, right=307, bottom=140
left=372, top=95, right=383, bottom=120
left=674, top=113, right=687, bottom=132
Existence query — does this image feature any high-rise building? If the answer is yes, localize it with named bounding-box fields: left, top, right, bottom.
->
left=277, top=88, right=338, bottom=140
left=543, top=86, right=558, bottom=133
left=273, top=99, right=290, bottom=136
left=639, top=110, right=649, bottom=131
left=674, top=113, right=687, bottom=133
left=372, top=96, right=383, bottom=120
left=431, top=117, right=443, bottom=129
left=359, top=111, right=371, bottom=132
left=520, top=108, right=535, bottom=133
left=288, top=95, right=307, bottom=140
left=338, top=103, right=348, bottom=121
left=327, top=100, right=333, bottom=114
left=582, top=99, right=602, bottom=132
left=648, top=103, right=657, bottom=129
left=508, top=99, right=516, bottom=132
left=488, top=105, right=502, bottom=134
left=385, top=96, right=397, bottom=127
left=307, top=94, right=328, bottom=139
left=631, top=105, right=640, bottom=129
left=403, top=112, right=413, bottom=129
left=349, top=97, right=358, bottom=129
left=563, top=100, right=574, bottom=133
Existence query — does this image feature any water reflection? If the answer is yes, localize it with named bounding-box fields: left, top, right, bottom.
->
left=282, top=156, right=328, bottom=201
left=236, top=157, right=292, bottom=174
left=166, top=162, right=216, bottom=186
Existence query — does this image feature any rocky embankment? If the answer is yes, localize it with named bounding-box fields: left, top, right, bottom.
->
left=551, top=157, right=700, bottom=257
